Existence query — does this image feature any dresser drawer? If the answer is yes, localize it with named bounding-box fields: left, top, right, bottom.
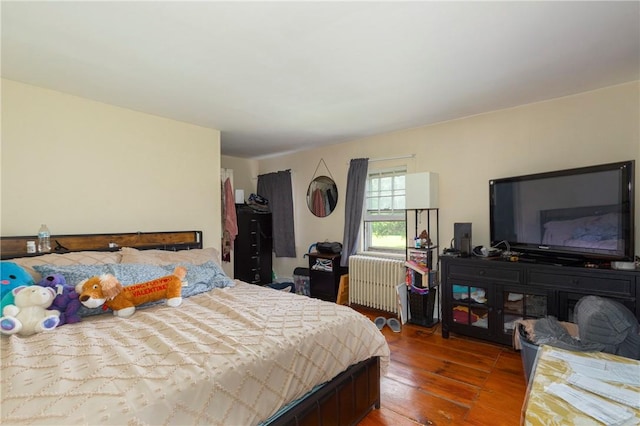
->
left=448, top=262, right=521, bottom=284
left=529, top=271, right=634, bottom=297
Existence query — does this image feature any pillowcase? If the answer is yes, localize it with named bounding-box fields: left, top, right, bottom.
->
left=34, top=261, right=234, bottom=317
left=12, top=251, right=121, bottom=282
left=120, top=247, right=221, bottom=266
left=33, top=264, right=111, bottom=287
left=106, top=262, right=235, bottom=296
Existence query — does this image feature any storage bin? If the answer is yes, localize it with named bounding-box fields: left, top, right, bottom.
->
left=409, top=289, right=437, bottom=327
left=518, top=324, right=539, bottom=385
left=517, top=320, right=579, bottom=384
left=293, top=267, right=310, bottom=296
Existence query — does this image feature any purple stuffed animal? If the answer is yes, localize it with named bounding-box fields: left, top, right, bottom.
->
left=36, top=274, right=82, bottom=325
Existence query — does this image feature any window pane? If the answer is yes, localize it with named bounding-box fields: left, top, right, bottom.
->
left=379, top=196, right=392, bottom=210
left=364, top=167, right=407, bottom=252
left=380, top=177, right=393, bottom=191
left=366, top=221, right=406, bottom=251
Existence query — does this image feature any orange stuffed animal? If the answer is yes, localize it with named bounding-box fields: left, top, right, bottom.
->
left=75, top=266, right=186, bottom=318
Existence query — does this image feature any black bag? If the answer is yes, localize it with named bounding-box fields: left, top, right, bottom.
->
left=316, top=241, right=342, bottom=254
left=248, top=193, right=269, bottom=205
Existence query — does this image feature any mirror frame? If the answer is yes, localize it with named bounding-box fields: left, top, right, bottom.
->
left=307, top=175, right=338, bottom=217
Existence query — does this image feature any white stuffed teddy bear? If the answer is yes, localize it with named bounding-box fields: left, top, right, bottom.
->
left=0, top=286, right=60, bottom=336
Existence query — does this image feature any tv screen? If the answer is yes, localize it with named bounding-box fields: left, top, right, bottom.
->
left=490, top=161, right=634, bottom=262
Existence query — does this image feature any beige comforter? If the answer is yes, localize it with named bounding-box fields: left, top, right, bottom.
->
left=1, top=281, right=390, bottom=425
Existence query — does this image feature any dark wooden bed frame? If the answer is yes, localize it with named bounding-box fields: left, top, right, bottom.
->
left=1, top=230, right=204, bottom=259
left=1, top=230, right=382, bottom=425
left=264, top=356, right=380, bottom=426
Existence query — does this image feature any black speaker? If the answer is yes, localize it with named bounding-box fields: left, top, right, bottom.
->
left=454, top=223, right=472, bottom=256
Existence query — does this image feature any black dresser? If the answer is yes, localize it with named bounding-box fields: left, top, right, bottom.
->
left=234, top=204, right=272, bottom=285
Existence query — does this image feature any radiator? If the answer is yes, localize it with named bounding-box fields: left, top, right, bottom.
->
left=349, top=255, right=405, bottom=314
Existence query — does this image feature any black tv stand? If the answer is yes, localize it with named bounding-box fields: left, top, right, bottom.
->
left=440, top=256, right=639, bottom=346
left=514, top=255, right=584, bottom=267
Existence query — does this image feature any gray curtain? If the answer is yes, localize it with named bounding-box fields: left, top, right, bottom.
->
left=257, top=170, right=297, bottom=257
left=341, top=158, right=369, bottom=267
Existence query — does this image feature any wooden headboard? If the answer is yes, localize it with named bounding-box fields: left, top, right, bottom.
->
left=1, top=231, right=203, bottom=260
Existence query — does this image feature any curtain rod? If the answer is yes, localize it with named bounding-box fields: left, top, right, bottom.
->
left=252, top=169, right=294, bottom=180
left=370, top=154, right=415, bottom=163
left=347, top=154, right=415, bottom=165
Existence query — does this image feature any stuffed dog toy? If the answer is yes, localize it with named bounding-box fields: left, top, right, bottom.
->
left=75, top=266, right=186, bottom=318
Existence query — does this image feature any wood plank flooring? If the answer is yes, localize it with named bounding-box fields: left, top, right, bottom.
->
left=354, top=307, right=528, bottom=426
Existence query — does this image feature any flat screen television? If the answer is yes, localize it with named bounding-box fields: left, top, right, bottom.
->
left=490, top=160, right=635, bottom=263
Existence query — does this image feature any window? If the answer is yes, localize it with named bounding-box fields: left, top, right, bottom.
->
left=363, top=167, right=406, bottom=252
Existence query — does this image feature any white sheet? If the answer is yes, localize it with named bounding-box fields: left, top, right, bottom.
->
left=1, top=281, right=390, bottom=425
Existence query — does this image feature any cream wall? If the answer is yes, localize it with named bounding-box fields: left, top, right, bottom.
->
left=258, top=82, right=640, bottom=278
left=221, top=155, right=258, bottom=202
left=1, top=79, right=222, bottom=249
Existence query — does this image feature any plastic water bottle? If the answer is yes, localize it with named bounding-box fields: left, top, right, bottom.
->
left=37, top=224, right=51, bottom=253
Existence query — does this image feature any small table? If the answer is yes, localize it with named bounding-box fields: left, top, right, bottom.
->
left=522, top=345, right=640, bottom=425
left=307, top=252, right=344, bottom=302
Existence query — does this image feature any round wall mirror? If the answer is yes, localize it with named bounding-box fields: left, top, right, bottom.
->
left=307, top=176, right=338, bottom=217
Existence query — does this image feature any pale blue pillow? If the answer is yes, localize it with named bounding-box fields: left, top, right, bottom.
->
left=106, top=262, right=235, bottom=297
left=33, top=264, right=109, bottom=287
left=33, top=261, right=234, bottom=317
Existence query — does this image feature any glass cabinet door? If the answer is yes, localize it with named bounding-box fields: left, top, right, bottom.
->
left=501, top=289, right=547, bottom=334
left=451, top=284, right=489, bottom=329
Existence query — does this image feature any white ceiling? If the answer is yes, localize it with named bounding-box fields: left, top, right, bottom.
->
left=2, top=1, right=639, bottom=159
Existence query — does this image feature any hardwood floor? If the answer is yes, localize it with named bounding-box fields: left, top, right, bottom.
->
left=355, top=307, right=528, bottom=426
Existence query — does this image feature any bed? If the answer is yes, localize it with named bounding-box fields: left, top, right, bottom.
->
left=0, top=231, right=390, bottom=425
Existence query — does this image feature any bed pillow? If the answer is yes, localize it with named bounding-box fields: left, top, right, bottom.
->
left=120, top=247, right=221, bottom=266
left=32, top=264, right=111, bottom=286
left=106, top=262, right=234, bottom=295
left=12, top=251, right=121, bottom=282
left=33, top=261, right=234, bottom=317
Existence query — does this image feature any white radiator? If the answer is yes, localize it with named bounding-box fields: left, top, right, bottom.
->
left=349, top=255, right=405, bottom=314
